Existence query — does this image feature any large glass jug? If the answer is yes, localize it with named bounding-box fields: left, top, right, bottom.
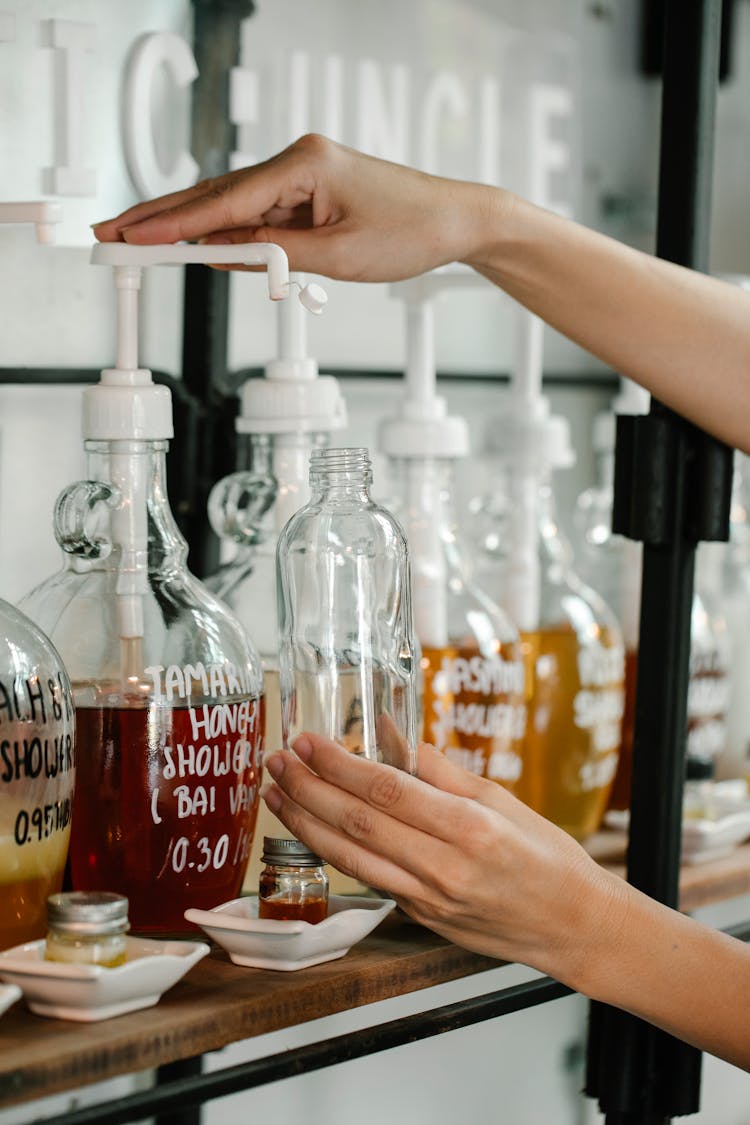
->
left=474, top=460, right=625, bottom=840
left=21, top=435, right=264, bottom=934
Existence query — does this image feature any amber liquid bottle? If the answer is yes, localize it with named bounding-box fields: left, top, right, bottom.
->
left=517, top=623, right=625, bottom=839
left=475, top=461, right=625, bottom=841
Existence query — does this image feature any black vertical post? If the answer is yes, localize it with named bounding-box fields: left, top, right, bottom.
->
left=170, top=0, right=254, bottom=577
left=586, top=2, right=733, bottom=1121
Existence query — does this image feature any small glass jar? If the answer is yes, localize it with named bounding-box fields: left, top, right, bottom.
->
left=45, top=891, right=129, bottom=967
left=258, top=837, right=329, bottom=924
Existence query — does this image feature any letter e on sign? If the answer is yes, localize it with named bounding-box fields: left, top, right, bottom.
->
left=123, top=32, right=199, bottom=198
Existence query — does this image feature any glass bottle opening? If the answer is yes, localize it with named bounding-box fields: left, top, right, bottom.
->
left=309, top=447, right=372, bottom=487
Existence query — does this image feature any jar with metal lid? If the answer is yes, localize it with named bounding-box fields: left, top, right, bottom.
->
left=45, top=892, right=130, bottom=967
left=258, top=837, right=329, bottom=924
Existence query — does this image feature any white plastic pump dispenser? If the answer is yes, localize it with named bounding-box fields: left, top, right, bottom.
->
left=379, top=272, right=471, bottom=648
left=486, top=309, right=575, bottom=633
left=380, top=271, right=526, bottom=788
left=88, top=242, right=313, bottom=673
left=208, top=268, right=346, bottom=632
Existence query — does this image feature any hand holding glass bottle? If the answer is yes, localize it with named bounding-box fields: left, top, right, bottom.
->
left=262, top=733, right=750, bottom=1073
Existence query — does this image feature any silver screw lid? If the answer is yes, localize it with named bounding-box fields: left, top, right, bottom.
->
left=261, top=837, right=324, bottom=867
left=47, top=891, right=130, bottom=936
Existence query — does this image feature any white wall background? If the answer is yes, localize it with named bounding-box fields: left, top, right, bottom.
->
left=1, top=1, right=750, bottom=1122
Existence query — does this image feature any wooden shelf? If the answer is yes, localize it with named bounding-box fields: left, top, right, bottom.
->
left=1, top=835, right=748, bottom=1112
left=0, top=914, right=500, bottom=1110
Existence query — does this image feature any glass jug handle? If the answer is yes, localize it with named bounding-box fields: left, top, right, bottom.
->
left=54, top=480, right=120, bottom=559
left=207, top=471, right=278, bottom=545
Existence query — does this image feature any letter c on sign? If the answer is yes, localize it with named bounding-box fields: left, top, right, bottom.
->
left=123, top=31, right=199, bottom=198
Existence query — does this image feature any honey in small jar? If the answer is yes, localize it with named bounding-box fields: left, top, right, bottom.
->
left=45, top=891, right=129, bottom=967
left=258, top=837, right=329, bottom=923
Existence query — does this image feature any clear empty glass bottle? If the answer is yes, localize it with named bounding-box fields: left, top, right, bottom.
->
left=0, top=602, right=75, bottom=950
left=258, top=837, right=329, bottom=923
left=277, top=447, right=418, bottom=772
left=21, top=370, right=264, bottom=935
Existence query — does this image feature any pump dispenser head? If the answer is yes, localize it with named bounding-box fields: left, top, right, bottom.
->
left=378, top=270, right=483, bottom=459
left=238, top=271, right=345, bottom=435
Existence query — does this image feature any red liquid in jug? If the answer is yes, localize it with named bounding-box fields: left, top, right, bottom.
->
left=70, top=699, right=263, bottom=933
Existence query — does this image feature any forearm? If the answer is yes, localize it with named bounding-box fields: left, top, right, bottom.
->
left=566, top=870, right=750, bottom=1070
left=461, top=188, right=750, bottom=454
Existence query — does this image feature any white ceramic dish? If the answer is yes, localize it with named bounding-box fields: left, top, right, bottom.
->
left=184, top=894, right=397, bottom=970
left=0, top=936, right=209, bottom=1021
left=0, top=983, right=21, bottom=1017
left=605, top=781, right=750, bottom=864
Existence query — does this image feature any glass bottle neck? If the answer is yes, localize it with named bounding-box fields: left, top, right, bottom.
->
left=309, top=447, right=373, bottom=503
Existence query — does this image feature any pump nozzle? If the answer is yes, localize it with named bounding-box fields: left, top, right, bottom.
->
left=90, top=241, right=327, bottom=306
left=0, top=201, right=63, bottom=244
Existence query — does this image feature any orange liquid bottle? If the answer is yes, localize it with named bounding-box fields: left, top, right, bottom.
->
left=473, top=439, right=625, bottom=840
left=515, top=623, right=625, bottom=839
left=420, top=640, right=526, bottom=790
left=71, top=698, right=262, bottom=933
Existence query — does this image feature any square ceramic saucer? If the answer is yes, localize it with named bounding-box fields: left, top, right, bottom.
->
left=184, top=894, right=396, bottom=970
left=0, top=936, right=209, bottom=1021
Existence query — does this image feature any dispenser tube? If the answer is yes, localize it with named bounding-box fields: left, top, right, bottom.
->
left=277, top=273, right=308, bottom=365
left=114, top=266, right=142, bottom=371
left=405, top=301, right=436, bottom=411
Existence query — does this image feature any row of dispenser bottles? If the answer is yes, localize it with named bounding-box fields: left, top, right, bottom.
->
left=0, top=205, right=76, bottom=950
left=381, top=285, right=624, bottom=842
left=573, top=382, right=736, bottom=815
